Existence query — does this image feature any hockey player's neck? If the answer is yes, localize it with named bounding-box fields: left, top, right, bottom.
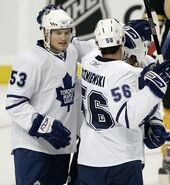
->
left=50, top=47, right=63, bottom=54
left=103, top=52, right=122, bottom=61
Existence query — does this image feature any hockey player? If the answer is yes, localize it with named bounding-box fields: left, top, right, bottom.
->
left=5, top=4, right=85, bottom=185
left=123, top=19, right=169, bottom=152
left=67, top=19, right=167, bottom=185
left=144, top=1, right=170, bottom=181
left=77, top=18, right=170, bottom=185
left=123, top=19, right=153, bottom=67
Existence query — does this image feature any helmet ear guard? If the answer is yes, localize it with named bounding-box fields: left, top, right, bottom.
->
left=94, top=19, right=125, bottom=49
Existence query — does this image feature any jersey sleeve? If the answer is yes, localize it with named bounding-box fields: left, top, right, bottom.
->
left=72, top=37, right=98, bottom=61
left=150, top=102, right=162, bottom=120
left=141, top=55, right=156, bottom=68
left=110, top=67, right=161, bottom=129
left=5, top=53, right=41, bottom=131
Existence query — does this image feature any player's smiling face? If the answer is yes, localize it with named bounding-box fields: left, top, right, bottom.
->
left=50, top=28, right=71, bottom=54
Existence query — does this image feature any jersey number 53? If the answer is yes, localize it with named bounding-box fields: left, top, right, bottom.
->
left=10, top=70, right=27, bottom=87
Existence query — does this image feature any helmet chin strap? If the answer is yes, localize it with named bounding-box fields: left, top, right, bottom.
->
left=44, top=29, right=51, bottom=52
left=43, top=29, right=63, bottom=55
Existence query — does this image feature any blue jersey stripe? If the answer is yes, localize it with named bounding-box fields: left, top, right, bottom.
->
left=6, top=94, right=30, bottom=110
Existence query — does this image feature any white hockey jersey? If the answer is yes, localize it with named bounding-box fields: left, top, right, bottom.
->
left=6, top=41, right=82, bottom=154
left=78, top=51, right=161, bottom=167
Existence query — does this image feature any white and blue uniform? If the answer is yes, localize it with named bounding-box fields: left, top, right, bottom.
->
left=5, top=38, right=97, bottom=185
left=78, top=51, right=161, bottom=167
left=6, top=40, right=81, bottom=154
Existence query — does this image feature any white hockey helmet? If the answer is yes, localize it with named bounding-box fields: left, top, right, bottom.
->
left=39, top=8, right=75, bottom=52
left=123, top=26, right=148, bottom=66
left=41, top=9, right=74, bottom=31
left=94, top=19, right=124, bottom=48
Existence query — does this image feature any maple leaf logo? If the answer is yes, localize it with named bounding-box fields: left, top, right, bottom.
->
left=56, top=73, right=75, bottom=112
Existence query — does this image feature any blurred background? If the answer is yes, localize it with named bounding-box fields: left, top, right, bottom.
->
left=0, top=0, right=164, bottom=184
left=0, top=0, right=145, bottom=80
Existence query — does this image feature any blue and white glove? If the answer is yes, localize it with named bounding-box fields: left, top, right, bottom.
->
left=29, top=113, right=71, bottom=149
left=144, top=117, right=169, bottom=149
left=139, top=60, right=170, bottom=98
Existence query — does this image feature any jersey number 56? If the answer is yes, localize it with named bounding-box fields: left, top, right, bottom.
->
left=82, top=85, right=115, bottom=130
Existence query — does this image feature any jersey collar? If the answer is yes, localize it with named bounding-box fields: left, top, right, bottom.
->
left=36, top=40, right=67, bottom=61
left=95, top=55, right=117, bottom=62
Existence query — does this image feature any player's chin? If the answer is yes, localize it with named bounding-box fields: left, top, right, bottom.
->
left=59, top=43, right=69, bottom=51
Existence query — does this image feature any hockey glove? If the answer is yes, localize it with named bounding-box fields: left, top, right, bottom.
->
left=139, top=60, right=170, bottom=98
left=29, top=114, right=71, bottom=149
left=144, top=117, right=169, bottom=149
